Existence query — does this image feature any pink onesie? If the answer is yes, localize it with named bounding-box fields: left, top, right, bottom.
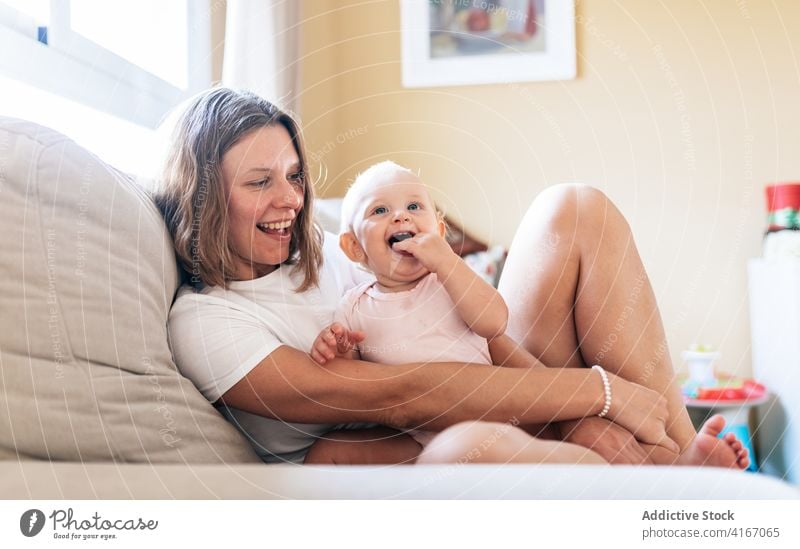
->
left=335, top=273, right=492, bottom=444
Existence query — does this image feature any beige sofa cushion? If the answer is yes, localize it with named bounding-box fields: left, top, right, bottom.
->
left=0, top=117, right=259, bottom=463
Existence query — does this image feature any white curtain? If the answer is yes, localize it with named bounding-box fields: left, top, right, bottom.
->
left=222, top=0, right=301, bottom=113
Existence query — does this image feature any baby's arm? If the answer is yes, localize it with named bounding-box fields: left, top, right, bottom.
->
left=310, top=322, right=364, bottom=365
left=488, top=333, right=547, bottom=369
left=393, top=234, right=508, bottom=339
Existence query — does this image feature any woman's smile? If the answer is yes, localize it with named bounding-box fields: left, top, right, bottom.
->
left=256, top=218, right=294, bottom=239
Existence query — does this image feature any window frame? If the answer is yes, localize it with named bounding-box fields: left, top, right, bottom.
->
left=0, top=0, right=211, bottom=128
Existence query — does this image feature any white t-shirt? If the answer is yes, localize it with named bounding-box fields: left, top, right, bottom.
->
left=168, top=232, right=372, bottom=463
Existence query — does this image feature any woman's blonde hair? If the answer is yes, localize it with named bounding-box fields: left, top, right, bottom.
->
left=155, top=88, right=323, bottom=291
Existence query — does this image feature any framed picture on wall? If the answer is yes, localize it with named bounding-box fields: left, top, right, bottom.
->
left=400, top=0, right=576, bottom=87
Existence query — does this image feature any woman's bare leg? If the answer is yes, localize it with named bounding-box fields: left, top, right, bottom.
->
left=304, top=427, right=421, bottom=465
left=417, top=421, right=607, bottom=465
left=498, top=184, right=744, bottom=467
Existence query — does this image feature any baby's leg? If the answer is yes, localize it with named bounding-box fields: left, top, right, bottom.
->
left=304, top=427, right=422, bottom=465
left=488, top=334, right=546, bottom=369
left=416, top=421, right=607, bottom=465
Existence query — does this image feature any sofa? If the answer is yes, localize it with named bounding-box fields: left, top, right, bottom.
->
left=1, top=117, right=797, bottom=499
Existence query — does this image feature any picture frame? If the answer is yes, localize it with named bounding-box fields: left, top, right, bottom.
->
left=400, top=0, right=576, bottom=87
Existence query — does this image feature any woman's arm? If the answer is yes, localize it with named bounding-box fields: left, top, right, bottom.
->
left=218, top=345, right=679, bottom=452
left=393, top=234, right=507, bottom=339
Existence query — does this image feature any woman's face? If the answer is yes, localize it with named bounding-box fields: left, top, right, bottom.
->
left=221, top=125, right=304, bottom=280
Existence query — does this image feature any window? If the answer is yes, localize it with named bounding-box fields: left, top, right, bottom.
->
left=70, top=0, right=190, bottom=89
left=0, top=0, right=212, bottom=176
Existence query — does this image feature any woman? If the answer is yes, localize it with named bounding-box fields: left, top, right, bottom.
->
left=155, top=88, right=746, bottom=468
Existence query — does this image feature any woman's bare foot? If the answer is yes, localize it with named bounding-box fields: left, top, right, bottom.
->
left=675, top=415, right=750, bottom=469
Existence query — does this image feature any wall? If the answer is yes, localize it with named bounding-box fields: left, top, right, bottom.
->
left=300, top=0, right=800, bottom=377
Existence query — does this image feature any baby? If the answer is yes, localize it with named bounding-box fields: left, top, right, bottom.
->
left=305, top=161, right=567, bottom=463
left=313, top=160, right=511, bottom=369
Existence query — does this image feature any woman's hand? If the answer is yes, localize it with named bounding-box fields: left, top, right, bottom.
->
left=392, top=232, right=459, bottom=275
left=605, top=373, right=680, bottom=453
left=310, top=322, right=365, bottom=364
left=559, top=417, right=654, bottom=464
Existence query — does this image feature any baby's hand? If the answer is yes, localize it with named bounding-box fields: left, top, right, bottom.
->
left=310, top=322, right=365, bottom=364
left=391, top=232, right=458, bottom=275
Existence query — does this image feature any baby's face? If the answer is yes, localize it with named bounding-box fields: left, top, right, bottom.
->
left=349, top=174, right=441, bottom=283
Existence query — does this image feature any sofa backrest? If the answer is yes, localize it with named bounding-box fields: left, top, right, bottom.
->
left=0, top=117, right=259, bottom=463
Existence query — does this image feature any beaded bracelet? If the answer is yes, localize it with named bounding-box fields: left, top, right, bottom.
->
left=591, top=365, right=612, bottom=418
